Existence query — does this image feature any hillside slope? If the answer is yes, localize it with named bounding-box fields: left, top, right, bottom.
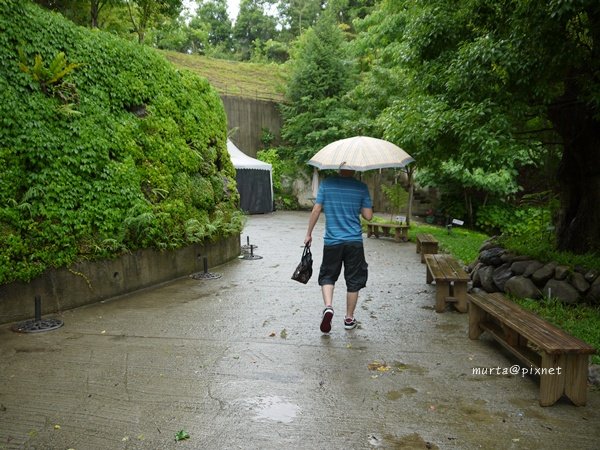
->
left=0, top=1, right=243, bottom=285
left=161, top=51, right=287, bottom=102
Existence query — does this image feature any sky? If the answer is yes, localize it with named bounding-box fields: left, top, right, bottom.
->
left=183, top=0, right=241, bottom=23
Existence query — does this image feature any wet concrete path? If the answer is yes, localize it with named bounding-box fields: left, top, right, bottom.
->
left=0, top=211, right=598, bottom=449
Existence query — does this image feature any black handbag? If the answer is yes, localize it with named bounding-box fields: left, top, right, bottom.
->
left=291, top=245, right=313, bottom=284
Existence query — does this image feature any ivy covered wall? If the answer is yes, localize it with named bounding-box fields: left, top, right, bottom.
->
left=0, top=1, right=243, bottom=285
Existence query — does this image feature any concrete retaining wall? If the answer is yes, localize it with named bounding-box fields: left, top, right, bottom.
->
left=0, top=235, right=240, bottom=324
left=222, top=95, right=282, bottom=157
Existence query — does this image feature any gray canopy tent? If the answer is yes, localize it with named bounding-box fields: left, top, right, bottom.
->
left=227, top=139, right=273, bottom=214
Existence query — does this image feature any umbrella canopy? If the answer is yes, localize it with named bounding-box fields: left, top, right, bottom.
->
left=308, top=136, right=414, bottom=172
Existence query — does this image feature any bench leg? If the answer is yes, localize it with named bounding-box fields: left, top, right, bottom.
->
left=426, top=265, right=433, bottom=284
left=468, top=303, right=485, bottom=339
left=416, top=240, right=421, bottom=254
left=539, top=353, right=566, bottom=406
left=452, top=282, right=468, bottom=313
left=564, top=354, right=589, bottom=406
left=394, top=228, right=401, bottom=242
left=435, top=282, right=449, bottom=313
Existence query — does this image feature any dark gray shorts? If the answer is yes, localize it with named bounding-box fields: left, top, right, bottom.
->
left=318, top=242, right=368, bottom=292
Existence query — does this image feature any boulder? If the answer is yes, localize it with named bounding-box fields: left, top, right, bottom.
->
left=532, top=262, right=558, bottom=286
left=500, top=253, right=518, bottom=264
left=504, top=276, right=542, bottom=299
left=584, top=269, right=599, bottom=283
left=584, top=277, right=600, bottom=306
left=479, top=265, right=498, bottom=292
left=492, top=263, right=513, bottom=292
left=542, top=279, right=580, bottom=305
left=471, top=263, right=483, bottom=287
left=554, top=265, right=570, bottom=281
left=510, top=260, right=532, bottom=275
left=479, top=247, right=505, bottom=267
left=479, top=238, right=500, bottom=252
left=523, top=260, right=544, bottom=277
left=569, top=272, right=590, bottom=293
left=588, top=365, right=600, bottom=388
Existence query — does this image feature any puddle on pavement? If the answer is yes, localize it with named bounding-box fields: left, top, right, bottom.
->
left=394, top=361, right=427, bottom=375
left=386, top=387, right=418, bottom=400
left=432, top=399, right=504, bottom=424
left=434, top=322, right=461, bottom=331
left=245, top=396, right=300, bottom=423
left=369, top=432, right=439, bottom=449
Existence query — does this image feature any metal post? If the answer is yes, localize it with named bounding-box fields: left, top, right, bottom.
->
left=34, top=295, right=41, bottom=322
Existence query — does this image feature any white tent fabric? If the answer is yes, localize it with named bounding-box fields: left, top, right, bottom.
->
left=226, top=140, right=273, bottom=214
left=227, top=140, right=272, bottom=171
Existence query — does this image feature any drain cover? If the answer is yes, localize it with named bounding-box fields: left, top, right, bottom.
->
left=239, top=253, right=263, bottom=260
left=12, top=318, right=64, bottom=333
left=191, top=271, right=222, bottom=280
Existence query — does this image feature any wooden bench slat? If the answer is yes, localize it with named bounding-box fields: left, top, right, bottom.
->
left=469, top=292, right=595, bottom=354
left=424, top=254, right=469, bottom=313
left=467, top=291, right=595, bottom=406
left=425, top=254, right=469, bottom=282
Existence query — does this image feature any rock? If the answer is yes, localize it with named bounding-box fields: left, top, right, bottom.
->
left=504, top=276, right=542, bottom=299
left=532, top=262, right=558, bottom=286
left=510, top=260, right=532, bottom=275
left=588, top=365, right=600, bottom=387
left=542, top=279, right=580, bottom=304
left=479, top=238, right=500, bottom=252
left=554, top=265, right=570, bottom=281
left=511, top=254, right=532, bottom=262
left=500, top=253, right=518, bottom=264
left=584, top=277, right=600, bottom=306
left=479, top=247, right=505, bottom=267
left=492, top=263, right=513, bottom=292
left=467, top=260, right=479, bottom=273
left=523, top=261, right=544, bottom=277
left=584, top=269, right=599, bottom=283
left=569, top=272, right=590, bottom=293
left=471, top=263, right=483, bottom=287
left=479, top=265, right=498, bottom=292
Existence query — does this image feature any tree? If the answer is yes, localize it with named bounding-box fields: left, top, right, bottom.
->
left=233, top=0, right=278, bottom=60
left=126, top=0, right=182, bottom=43
left=351, top=0, right=600, bottom=252
left=277, top=0, right=324, bottom=41
left=280, top=13, right=355, bottom=162
left=195, top=0, right=232, bottom=48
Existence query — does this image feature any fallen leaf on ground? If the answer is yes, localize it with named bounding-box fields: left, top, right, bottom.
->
left=368, top=361, right=391, bottom=372
left=175, top=430, right=190, bottom=441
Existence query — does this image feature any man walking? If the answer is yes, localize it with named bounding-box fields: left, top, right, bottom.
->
left=304, top=169, right=373, bottom=333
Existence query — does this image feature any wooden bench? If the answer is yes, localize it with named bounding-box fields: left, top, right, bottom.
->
left=468, top=291, right=596, bottom=406
left=366, top=223, right=409, bottom=242
left=416, top=233, right=439, bottom=263
left=424, top=254, right=469, bottom=313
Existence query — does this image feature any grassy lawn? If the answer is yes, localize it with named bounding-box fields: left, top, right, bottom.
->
left=160, top=50, right=287, bottom=102
left=365, top=217, right=600, bottom=363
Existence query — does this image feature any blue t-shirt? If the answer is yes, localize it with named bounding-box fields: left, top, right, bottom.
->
left=316, top=176, right=373, bottom=246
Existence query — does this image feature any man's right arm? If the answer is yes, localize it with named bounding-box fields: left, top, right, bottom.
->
left=305, top=203, right=322, bottom=246
left=361, top=207, right=373, bottom=222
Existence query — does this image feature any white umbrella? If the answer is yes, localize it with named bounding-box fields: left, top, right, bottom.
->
left=308, top=136, right=414, bottom=172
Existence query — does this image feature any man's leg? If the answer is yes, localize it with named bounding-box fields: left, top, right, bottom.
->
left=321, top=284, right=334, bottom=308
left=320, top=284, right=335, bottom=333
left=346, top=290, right=358, bottom=319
